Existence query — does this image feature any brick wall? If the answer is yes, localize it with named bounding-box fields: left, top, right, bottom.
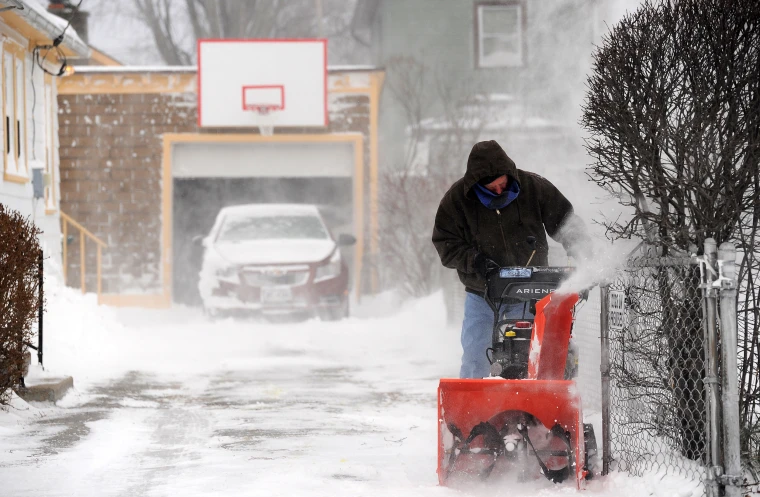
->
left=58, top=93, right=195, bottom=293
left=58, top=89, right=371, bottom=296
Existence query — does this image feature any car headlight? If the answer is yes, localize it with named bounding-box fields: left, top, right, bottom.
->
left=314, top=251, right=341, bottom=282
left=215, top=265, right=239, bottom=282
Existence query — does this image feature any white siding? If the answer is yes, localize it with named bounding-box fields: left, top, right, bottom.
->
left=0, top=29, right=62, bottom=272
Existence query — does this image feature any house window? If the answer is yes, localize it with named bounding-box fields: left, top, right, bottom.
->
left=476, top=3, right=524, bottom=68
left=2, top=41, right=27, bottom=181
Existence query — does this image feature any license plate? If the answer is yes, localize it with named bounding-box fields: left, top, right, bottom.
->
left=261, top=286, right=293, bottom=304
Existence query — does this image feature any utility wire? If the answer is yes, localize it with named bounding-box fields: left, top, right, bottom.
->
left=36, top=0, right=86, bottom=76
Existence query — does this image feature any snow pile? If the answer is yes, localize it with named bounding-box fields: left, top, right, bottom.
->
left=39, top=280, right=134, bottom=386
left=0, top=392, right=42, bottom=435
left=32, top=273, right=461, bottom=390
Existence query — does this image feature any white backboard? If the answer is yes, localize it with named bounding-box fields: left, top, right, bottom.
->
left=198, top=39, right=327, bottom=128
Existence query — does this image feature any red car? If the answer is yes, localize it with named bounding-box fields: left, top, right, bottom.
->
left=198, top=204, right=354, bottom=320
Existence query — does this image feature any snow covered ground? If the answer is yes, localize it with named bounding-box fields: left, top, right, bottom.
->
left=0, top=282, right=703, bottom=497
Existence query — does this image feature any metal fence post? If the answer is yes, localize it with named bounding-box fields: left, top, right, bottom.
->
left=718, top=242, right=741, bottom=497
left=600, top=284, right=611, bottom=476
left=702, top=238, right=722, bottom=497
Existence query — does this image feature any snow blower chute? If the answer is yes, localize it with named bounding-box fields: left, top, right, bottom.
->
left=437, top=265, right=597, bottom=489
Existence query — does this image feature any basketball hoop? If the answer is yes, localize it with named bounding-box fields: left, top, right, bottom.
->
left=246, top=104, right=277, bottom=115
left=245, top=105, right=277, bottom=136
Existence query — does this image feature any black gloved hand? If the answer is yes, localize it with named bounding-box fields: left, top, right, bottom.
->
left=473, top=253, right=499, bottom=278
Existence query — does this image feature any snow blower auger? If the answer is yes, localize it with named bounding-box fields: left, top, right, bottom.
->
left=437, top=265, right=598, bottom=489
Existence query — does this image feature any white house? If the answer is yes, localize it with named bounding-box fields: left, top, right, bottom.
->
left=0, top=0, right=89, bottom=268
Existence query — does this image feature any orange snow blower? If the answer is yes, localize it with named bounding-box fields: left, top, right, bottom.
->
left=437, top=266, right=597, bottom=489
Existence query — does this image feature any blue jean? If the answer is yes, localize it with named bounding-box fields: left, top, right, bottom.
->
left=460, top=292, right=532, bottom=378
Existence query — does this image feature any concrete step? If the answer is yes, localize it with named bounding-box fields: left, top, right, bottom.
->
left=15, top=376, right=74, bottom=403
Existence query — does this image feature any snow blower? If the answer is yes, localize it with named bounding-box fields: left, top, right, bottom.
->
left=437, top=263, right=597, bottom=489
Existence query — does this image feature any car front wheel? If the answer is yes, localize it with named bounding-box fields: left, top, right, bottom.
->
left=319, top=298, right=349, bottom=321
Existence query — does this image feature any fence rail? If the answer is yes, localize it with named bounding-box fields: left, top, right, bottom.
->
left=60, top=211, right=107, bottom=300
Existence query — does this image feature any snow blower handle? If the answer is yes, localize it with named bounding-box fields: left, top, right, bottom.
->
left=525, top=236, right=537, bottom=266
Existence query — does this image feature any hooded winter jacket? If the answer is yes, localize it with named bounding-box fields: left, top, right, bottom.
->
left=432, top=140, right=586, bottom=295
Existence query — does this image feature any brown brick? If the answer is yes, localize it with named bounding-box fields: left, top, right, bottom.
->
left=128, top=103, right=164, bottom=114
left=63, top=169, right=95, bottom=180
left=59, top=146, right=99, bottom=159
left=109, top=147, right=153, bottom=159
left=67, top=158, right=103, bottom=170
left=113, top=134, right=155, bottom=147
left=84, top=191, right=111, bottom=203
left=85, top=105, right=121, bottom=115
left=119, top=94, right=146, bottom=104
left=96, top=202, right=120, bottom=214
left=112, top=191, right=130, bottom=202
left=59, top=125, right=89, bottom=137
left=110, top=168, right=132, bottom=181
left=130, top=169, right=158, bottom=181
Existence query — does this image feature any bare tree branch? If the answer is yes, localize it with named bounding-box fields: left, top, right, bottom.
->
left=130, top=0, right=359, bottom=65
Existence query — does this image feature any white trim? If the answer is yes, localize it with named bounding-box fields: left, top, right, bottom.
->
left=4, top=49, right=17, bottom=175
left=171, top=140, right=356, bottom=178
left=14, top=55, right=25, bottom=171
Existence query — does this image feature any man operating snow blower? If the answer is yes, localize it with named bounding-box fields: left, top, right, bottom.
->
left=432, top=140, right=590, bottom=379
left=430, top=140, right=598, bottom=488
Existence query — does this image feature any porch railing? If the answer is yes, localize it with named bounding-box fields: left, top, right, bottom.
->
left=60, top=211, right=107, bottom=299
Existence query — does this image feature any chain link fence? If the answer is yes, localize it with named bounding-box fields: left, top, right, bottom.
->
left=603, top=256, right=708, bottom=487
left=601, top=243, right=743, bottom=497
left=438, top=241, right=743, bottom=495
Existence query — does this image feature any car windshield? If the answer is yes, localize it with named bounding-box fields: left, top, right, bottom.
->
left=217, top=214, right=329, bottom=242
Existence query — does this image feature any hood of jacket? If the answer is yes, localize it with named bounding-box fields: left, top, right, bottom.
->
left=462, top=140, right=519, bottom=199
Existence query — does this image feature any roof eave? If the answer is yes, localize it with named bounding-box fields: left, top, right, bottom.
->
left=14, top=1, right=90, bottom=58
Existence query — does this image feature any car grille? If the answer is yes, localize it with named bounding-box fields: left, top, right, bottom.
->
left=241, top=267, right=310, bottom=287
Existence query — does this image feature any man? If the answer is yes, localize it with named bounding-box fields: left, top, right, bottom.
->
left=432, top=140, right=588, bottom=378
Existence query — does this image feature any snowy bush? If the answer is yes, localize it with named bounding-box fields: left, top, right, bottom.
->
left=0, top=204, right=41, bottom=406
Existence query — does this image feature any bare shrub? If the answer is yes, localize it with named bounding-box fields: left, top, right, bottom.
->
left=377, top=56, right=488, bottom=297
left=581, top=0, right=760, bottom=460
left=0, top=204, right=41, bottom=406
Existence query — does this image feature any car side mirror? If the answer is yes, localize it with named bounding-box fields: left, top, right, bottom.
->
left=337, top=234, right=356, bottom=246
left=193, top=235, right=210, bottom=248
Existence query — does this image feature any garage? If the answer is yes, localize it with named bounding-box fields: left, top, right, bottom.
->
left=56, top=66, right=382, bottom=308
left=169, top=136, right=364, bottom=306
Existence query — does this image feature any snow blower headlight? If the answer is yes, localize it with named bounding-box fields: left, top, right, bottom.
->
left=315, top=251, right=341, bottom=282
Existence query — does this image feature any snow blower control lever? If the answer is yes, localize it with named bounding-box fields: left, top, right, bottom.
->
left=525, top=235, right=537, bottom=266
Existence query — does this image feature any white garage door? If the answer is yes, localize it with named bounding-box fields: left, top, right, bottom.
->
left=172, top=141, right=356, bottom=178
